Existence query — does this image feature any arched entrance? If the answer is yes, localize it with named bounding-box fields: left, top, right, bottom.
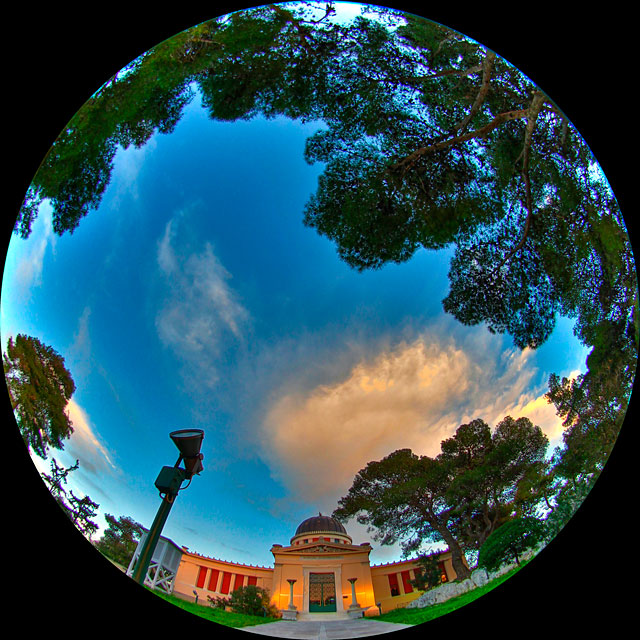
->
left=308, top=572, right=336, bottom=612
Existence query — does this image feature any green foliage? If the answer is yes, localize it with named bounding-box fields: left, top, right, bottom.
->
left=154, top=591, right=276, bottom=627
left=376, top=561, right=526, bottom=625
left=229, top=585, right=276, bottom=617
left=334, top=415, right=549, bottom=583
left=4, top=334, right=76, bottom=458
left=543, top=477, right=594, bottom=542
left=15, top=5, right=636, bottom=392
left=208, top=594, right=232, bottom=609
left=477, top=517, right=546, bottom=572
left=94, top=513, right=145, bottom=567
left=13, top=3, right=637, bottom=513
left=410, top=553, right=444, bottom=591
left=546, top=367, right=627, bottom=482
left=41, top=457, right=100, bottom=539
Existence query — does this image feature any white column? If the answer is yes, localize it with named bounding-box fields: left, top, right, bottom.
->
left=348, top=578, right=359, bottom=608
left=287, top=579, right=297, bottom=609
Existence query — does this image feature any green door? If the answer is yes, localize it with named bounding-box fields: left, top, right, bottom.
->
left=309, top=573, right=336, bottom=612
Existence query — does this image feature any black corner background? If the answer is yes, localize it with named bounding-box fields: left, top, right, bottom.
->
left=5, top=2, right=635, bottom=635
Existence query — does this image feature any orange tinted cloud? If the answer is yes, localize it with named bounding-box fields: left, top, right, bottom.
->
left=261, top=335, right=568, bottom=503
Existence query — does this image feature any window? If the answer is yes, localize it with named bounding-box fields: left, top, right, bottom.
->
left=387, top=573, right=400, bottom=597
left=220, top=572, right=232, bottom=594
left=208, top=568, right=220, bottom=591
left=196, top=566, right=208, bottom=589
left=401, top=570, right=413, bottom=593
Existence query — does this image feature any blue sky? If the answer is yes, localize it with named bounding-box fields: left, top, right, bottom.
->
left=2, top=5, right=593, bottom=569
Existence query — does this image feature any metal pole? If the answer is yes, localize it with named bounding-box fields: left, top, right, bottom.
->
left=132, top=493, right=176, bottom=585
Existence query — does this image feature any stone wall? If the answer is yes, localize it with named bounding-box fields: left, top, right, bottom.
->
left=405, top=546, right=543, bottom=609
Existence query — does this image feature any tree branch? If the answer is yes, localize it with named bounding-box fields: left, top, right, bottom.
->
left=488, top=91, right=546, bottom=277
left=391, top=107, right=529, bottom=174
left=454, top=51, right=496, bottom=135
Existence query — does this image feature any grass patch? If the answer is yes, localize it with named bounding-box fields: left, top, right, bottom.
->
left=151, top=590, right=279, bottom=628
left=372, top=562, right=528, bottom=625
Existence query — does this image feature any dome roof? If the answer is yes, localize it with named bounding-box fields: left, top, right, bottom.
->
left=295, top=513, right=347, bottom=536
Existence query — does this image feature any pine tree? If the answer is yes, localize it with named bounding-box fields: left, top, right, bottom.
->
left=4, top=334, right=76, bottom=458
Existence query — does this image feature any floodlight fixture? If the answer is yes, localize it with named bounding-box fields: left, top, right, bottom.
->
left=170, top=428, right=204, bottom=479
left=170, top=429, right=205, bottom=459
left=131, top=428, right=205, bottom=586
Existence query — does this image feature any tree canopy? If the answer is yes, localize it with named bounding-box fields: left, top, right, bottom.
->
left=14, top=5, right=636, bottom=392
left=3, top=334, right=76, bottom=458
left=477, top=516, right=546, bottom=572
left=333, top=416, right=548, bottom=580
left=11, top=2, right=637, bottom=548
left=41, top=457, right=100, bottom=539
left=94, top=513, right=145, bottom=567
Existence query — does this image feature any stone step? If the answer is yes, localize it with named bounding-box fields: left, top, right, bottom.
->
left=296, top=612, right=351, bottom=621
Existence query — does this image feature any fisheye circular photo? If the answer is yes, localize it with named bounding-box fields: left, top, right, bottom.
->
left=3, top=2, right=636, bottom=637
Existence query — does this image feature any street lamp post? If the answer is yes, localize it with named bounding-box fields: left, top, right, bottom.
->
left=132, top=429, right=204, bottom=586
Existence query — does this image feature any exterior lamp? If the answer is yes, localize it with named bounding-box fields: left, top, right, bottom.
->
left=131, top=429, right=205, bottom=586
left=170, top=429, right=205, bottom=478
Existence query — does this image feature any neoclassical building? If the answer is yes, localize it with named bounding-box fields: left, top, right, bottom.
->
left=129, top=513, right=461, bottom=618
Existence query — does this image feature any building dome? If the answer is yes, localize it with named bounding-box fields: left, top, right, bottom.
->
left=295, top=513, right=347, bottom=536
left=288, top=512, right=353, bottom=546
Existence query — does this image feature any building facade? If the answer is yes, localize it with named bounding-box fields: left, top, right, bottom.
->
left=139, top=513, right=461, bottom=618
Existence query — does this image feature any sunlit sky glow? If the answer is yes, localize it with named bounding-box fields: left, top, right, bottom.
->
left=2, top=3, right=592, bottom=568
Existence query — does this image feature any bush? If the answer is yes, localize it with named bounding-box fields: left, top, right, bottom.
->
left=207, top=595, right=231, bottom=609
left=478, top=517, right=546, bottom=573
left=230, top=585, right=277, bottom=617
left=410, top=553, right=444, bottom=591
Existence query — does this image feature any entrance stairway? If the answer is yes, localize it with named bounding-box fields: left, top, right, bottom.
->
left=297, top=611, right=351, bottom=621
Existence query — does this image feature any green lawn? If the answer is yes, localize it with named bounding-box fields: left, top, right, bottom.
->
left=372, top=563, right=527, bottom=625
left=148, top=564, right=525, bottom=628
left=151, top=590, right=279, bottom=628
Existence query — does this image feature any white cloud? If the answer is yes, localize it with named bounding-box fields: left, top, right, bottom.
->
left=109, top=139, right=157, bottom=206
left=260, top=328, right=566, bottom=505
left=155, top=215, right=249, bottom=388
left=12, top=202, right=56, bottom=296
left=67, top=306, right=93, bottom=375
left=65, top=398, right=117, bottom=475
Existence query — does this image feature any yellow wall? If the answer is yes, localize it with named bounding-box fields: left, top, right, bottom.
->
left=370, top=551, right=458, bottom=614
left=173, top=550, right=274, bottom=604
left=172, top=545, right=460, bottom=617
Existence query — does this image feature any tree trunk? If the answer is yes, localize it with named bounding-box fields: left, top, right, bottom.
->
left=436, top=525, right=472, bottom=581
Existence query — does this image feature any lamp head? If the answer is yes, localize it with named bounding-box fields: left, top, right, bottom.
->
left=170, top=429, right=204, bottom=457
left=170, top=429, right=205, bottom=478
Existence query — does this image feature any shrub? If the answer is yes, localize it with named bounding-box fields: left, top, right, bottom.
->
left=410, top=553, right=444, bottom=591
left=207, top=595, right=231, bottom=609
left=478, top=517, right=546, bottom=573
left=230, top=585, right=277, bottom=617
